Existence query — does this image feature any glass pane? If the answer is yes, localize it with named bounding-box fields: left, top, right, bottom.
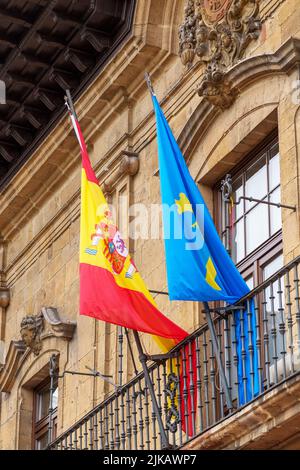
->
left=245, top=157, right=267, bottom=211
left=245, top=202, right=269, bottom=255
left=36, top=432, right=48, bottom=450
left=269, top=150, right=280, bottom=191
left=270, top=187, right=282, bottom=235
left=263, top=254, right=283, bottom=281
left=232, top=219, right=245, bottom=263
left=233, top=176, right=243, bottom=219
left=52, top=387, right=58, bottom=410
left=245, top=276, right=254, bottom=291
left=36, top=384, right=58, bottom=422
left=36, top=388, right=50, bottom=422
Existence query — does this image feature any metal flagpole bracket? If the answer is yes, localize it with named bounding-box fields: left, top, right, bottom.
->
left=49, top=356, right=120, bottom=390
left=221, top=173, right=296, bottom=212
left=145, top=72, right=155, bottom=96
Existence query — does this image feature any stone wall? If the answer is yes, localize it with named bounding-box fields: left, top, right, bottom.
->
left=1, top=0, right=300, bottom=449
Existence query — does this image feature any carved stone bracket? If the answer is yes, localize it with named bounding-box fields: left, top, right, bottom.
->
left=103, top=150, right=139, bottom=194
left=179, top=0, right=261, bottom=109
left=41, top=307, right=76, bottom=340
left=19, top=307, right=76, bottom=357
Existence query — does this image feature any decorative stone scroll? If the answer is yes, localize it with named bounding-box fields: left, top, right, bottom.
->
left=179, top=0, right=261, bottom=109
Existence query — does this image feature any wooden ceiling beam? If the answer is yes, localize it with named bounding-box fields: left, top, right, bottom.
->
left=64, top=48, right=93, bottom=73
left=0, top=142, right=18, bottom=162
left=19, top=105, right=46, bottom=130
left=80, top=28, right=111, bottom=52
left=0, top=8, right=33, bottom=28
left=4, top=125, right=33, bottom=147
left=5, top=73, right=35, bottom=88
left=36, top=33, right=66, bottom=49
left=33, top=88, right=60, bottom=112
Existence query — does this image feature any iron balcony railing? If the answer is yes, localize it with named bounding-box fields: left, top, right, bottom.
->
left=49, top=255, right=300, bottom=450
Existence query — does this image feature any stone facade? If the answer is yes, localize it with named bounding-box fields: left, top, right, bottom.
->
left=0, top=0, right=300, bottom=449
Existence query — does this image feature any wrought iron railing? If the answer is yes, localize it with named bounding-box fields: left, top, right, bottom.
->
left=49, top=256, right=300, bottom=450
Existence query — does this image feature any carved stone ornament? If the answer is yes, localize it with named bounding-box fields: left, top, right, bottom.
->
left=19, top=307, right=76, bottom=356
left=20, top=313, right=44, bottom=356
left=0, top=286, right=10, bottom=308
left=179, top=0, right=261, bottom=109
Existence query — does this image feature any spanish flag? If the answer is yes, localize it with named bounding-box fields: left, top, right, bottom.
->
left=68, top=107, right=187, bottom=349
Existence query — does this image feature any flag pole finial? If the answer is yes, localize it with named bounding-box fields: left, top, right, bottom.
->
left=145, top=72, right=155, bottom=96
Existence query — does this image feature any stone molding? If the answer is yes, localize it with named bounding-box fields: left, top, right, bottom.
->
left=261, top=0, right=286, bottom=22
left=0, top=340, right=26, bottom=393
left=0, top=307, right=76, bottom=392
left=179, top=0, right=261, bottom=109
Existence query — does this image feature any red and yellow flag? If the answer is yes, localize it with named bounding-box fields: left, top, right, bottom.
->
left=69, top=109, right=196, bottom=437
left=69, top=112, right=187, bottom=348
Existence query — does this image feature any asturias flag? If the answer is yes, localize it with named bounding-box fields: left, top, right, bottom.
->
left=68, top=107, right=187, bottom=350
left=151, top=95, right=249, bottom=303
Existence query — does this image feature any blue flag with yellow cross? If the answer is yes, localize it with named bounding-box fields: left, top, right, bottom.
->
left=151, top=94, right=249, bottom=303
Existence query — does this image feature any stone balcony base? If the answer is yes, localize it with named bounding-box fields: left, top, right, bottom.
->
left=183, top=372, right=300, bottom=450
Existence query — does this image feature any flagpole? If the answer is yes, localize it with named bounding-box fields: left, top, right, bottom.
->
left=203, top=301, right=233, bottom=411
left=133, top=330, right=171, bottom=450
left=65, top=88, right=171, bottom=450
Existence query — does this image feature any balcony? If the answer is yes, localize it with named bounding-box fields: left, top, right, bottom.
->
left=48, top=256, right=300, bottom=450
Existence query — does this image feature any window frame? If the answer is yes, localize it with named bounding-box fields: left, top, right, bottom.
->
left=32, top=377, right=58, bottom=450
left=214, top=131, right=282, bottom=286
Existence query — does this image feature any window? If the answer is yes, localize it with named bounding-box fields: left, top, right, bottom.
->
left=217, top=135, right=282, bottom=287
left=33, top=378, right=58, bottom=450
